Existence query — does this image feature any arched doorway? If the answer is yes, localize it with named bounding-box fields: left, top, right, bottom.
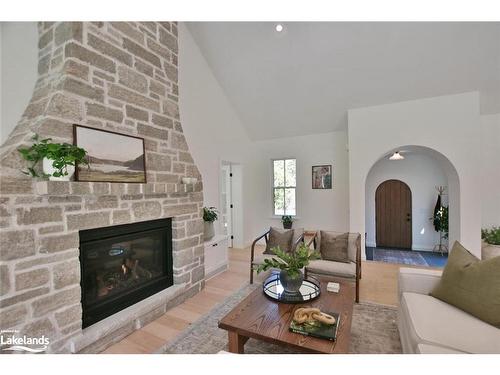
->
left=363, top=145, right=458, bottom=266
left=375, top=179, right=412, bottom=249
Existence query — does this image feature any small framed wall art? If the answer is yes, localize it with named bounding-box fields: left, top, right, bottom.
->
left=312, top=165, right=332, bottom=189
left=74, top=124, right=147, bottom=183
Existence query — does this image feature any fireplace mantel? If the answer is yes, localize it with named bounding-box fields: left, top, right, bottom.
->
left=34, top=181, right=202, bottom=196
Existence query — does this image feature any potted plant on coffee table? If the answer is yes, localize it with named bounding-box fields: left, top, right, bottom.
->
left=256, top=244, right=320, bottom=294
left=203, top=206, right=218, bottom=241
left=282, top=215, right=293, bottom=229
left=18, top=134, right=89, bottom=181
left=481, top=226, right=500, bottom=260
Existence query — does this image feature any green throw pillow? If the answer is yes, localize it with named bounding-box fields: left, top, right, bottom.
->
left=430, top=241, right=500, bottom=328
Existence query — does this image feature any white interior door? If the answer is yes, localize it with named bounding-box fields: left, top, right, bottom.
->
left=220, top=163, right=233, bottom=247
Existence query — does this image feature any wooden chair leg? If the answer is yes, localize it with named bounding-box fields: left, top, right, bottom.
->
left=249, top=265, right=254, bottom=284
left=355, top=278, right=359, bottom=303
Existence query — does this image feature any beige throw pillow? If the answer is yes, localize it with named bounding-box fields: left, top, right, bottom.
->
left=320, top=231, right=350, bottom=263
left=264, top=227, right=294, bottom=254
left=431, top=241, right=500, bottom=328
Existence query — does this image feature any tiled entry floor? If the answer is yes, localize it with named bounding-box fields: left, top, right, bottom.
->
left=365, top=247, right=448, bottom=267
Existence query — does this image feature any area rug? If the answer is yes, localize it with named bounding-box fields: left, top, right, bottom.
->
left=366, top=247, right=448, bottom=267
left=373, top=248, right=429, bottom=266
left=159, top=284, right=402, bottom=354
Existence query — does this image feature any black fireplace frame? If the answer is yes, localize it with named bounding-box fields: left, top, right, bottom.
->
left=79, top=218, right=173, bottom=328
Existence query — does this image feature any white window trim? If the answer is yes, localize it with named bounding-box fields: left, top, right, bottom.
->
left=271, top=158, right=297, bottom=217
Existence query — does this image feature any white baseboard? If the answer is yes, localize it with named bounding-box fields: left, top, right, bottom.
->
left=412, top=245, right=435, bottom=252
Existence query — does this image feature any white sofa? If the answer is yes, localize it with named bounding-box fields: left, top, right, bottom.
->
left=397, top=267, right=500, bottom=354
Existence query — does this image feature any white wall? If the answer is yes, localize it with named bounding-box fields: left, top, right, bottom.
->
left=480, top=113, right=500, bottom=228
left=249, top=131, right=350, bottom=237
left=0, top=22, right=38, bottom=144
left=178, top=24, right=256, bottom=248
left=348, top=92, right=482, bottom=258
left=365, top=153, right=447, bottom=251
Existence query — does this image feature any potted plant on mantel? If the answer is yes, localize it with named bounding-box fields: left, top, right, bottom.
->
left=481, top=227, right=500, bottom=260
left=203, top=206, right=218, bottom=241
left=18, top=134, right=89, bottom=181
left=282, top=215, right=293, bottom=229
left=256, top=245, right=320, bottom=294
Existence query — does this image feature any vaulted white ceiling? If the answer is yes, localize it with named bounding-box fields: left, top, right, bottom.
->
left=186, top=22, right=500, bottom=140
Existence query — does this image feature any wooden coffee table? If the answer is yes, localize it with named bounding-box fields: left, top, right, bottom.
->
left=218, top=277, right=355, bottom=354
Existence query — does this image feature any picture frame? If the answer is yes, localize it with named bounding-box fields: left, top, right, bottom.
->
left=312, top=165, right=332, bottom=189
left=74, top=124, right=147, bottom=183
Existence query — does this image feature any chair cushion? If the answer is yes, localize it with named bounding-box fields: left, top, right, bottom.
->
left=317, top=231, right=359, bottom=262
left=263, top=227, right=296, bottom=254
left=430, top=241, right=500, bottom=328
left=320, top=231, right=349, bottom=263
left=306, top=260, right=356, bottom=278
left=401, top=292, right=500, bottom=354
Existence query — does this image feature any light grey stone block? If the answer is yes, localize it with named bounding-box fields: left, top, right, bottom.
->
left=15, top=268, right=50, bottom=291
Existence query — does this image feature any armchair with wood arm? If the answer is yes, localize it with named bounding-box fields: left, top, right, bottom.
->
left=304, top=231, right=362, bottom=303
left=249, top=228, right=305, bottom=284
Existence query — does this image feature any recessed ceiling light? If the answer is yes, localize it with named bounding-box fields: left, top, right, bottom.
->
left=389, top=151, right=404, bottom=161
left=275, top=24, right=284, bottom=32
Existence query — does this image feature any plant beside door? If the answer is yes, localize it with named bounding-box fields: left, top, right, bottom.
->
left=203, top=206, right=218, bottom=241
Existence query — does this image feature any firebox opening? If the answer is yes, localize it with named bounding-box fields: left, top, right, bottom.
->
left=79, top=218, right=173, bottom=328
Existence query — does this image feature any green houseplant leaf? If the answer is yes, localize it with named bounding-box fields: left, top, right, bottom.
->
left=17, top=133, right=89, bottom=179
left=256, top=244, right=320, bottom=278
left=203, top=207, right=218, bottom=222
left=482, top=227, right=500, bottom=245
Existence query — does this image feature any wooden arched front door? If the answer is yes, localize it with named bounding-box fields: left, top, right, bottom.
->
left=376, top=179, right=412, bottom=249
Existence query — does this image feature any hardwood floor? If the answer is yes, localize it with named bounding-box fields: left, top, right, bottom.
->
left=102, top=244, right=430, bottom=354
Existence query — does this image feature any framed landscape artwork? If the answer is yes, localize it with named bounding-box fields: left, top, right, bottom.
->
left=74, top=125, right=147, bottom=183
left=312, top=165, right=332, bottom=189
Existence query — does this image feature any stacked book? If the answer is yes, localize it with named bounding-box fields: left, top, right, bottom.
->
left=289, top=311, right=340, bottom=341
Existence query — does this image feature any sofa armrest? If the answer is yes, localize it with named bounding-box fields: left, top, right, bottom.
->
left=398, top=267, right=443, bottom=299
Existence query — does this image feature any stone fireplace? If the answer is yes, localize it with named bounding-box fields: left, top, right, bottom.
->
left=0, top=22, right=205, bottom=353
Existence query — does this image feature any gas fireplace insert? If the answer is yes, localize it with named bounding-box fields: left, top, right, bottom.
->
left=79, top=218, right=173, bottom=328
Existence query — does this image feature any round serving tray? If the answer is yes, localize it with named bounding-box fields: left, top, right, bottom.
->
left=262, top=273, right=321, bottom=304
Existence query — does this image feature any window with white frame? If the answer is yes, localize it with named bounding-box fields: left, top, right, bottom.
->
left=272, top=159, right=296, bottom=216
